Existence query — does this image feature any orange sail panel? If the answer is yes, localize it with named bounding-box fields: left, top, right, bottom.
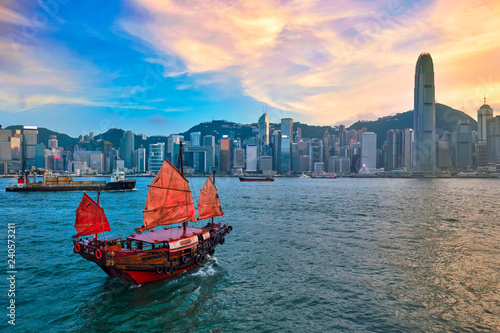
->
left=72, top=193, right=110, bottom=238
left=141, top=159, right=196, bottom=231
left=198, top=177, right=224, bottom=220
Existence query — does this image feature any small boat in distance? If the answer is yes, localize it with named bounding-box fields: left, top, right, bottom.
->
left=299, top=173, right=310, bottom=178
left=72, top=143, right=232, bottom=284
left=6, top=169, right=136, bottom=192
left=239, top=176, right=274, bottom=182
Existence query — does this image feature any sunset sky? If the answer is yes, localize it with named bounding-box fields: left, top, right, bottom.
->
left=0, top=0, right=498, bottom=137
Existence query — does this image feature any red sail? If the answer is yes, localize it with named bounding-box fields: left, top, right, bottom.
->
left=139, top=159, right=196, bottom=232
left=72, top=193, right=110, bottom=238
left=198, top=177, right=224, bottom=220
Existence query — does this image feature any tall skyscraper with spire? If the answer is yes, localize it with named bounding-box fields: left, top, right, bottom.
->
left=478, top=96, right=493, bottom=142
left=413, top=52, right=436, bottom=171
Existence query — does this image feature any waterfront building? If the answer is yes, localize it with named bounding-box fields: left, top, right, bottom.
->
left=437, top=140, right=452, bottom=169
left=258, top=114, right=271, bottom=156
left=149, top=143, right=165, bottom=175
left=170, top=135, right=184, bottom=163
left=313, top=162, right=324, bottom=173
left=135, top=146, right=147, bottom=173
left=73, top=151, right=103, bottom=174
left=413, top=52, right=437, bottom=171
left=190, top=132, right=201, bottom=146
left=35, top=143, right=45, bottom=169
left=119, top=131, right=134, bottom=169
left=102, top=141, right=113, bottom=173
left=258, top=156, right=273, bottom=172
left=478, top=98, right=493, bottom=142
left=309, top=138, right=323, bottom=171
left=323, top=131, right=330, bottom=171
left=280, top=118, right=293, bottom=174
left=456, top=119, right=473, bottom=168
left=486, top=116, right=500, bottom=163
left=246, top=145, right=257, bottom=172
left=298, top=155, right=309, bottom=172
left=386, top=129, right=413, bottom=171
left=476, top=141, right=487, bottom=167
left=361, top=132, right=377, bottom=169
left=22, top=126, right=39, bottom=170
left=291, top=142, right=299, bottom=172
left=203, top=135, right=216, bottom=171
left=233, top=148, right=245, bottom=169
left=332, top=156, right=350, bottom=174
left=219, top=138, right=231, bottom=173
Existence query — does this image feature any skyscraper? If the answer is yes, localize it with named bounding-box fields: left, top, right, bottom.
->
left=258, top=113, right=270, bottom=156
left=119, top=131, right=134, bottom=169
left=413, top=52, right=436, bottom=171
left=219, top=138, right=231, bottom=173
left=280, top=118, right=293, bottom=173
left=190, top=132, right=201, bottom=146
left=22, top=126, right=38, bottom=170
left=149, top=143, right=165, bottom=175
left=478, top=97, right=493, bottom=142
left=456, top=119, right=473, bottom=167
left=361, top=132, right=377, bottom=170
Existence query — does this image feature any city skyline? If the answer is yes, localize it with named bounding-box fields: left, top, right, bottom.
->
left=0, top=0, right=499, bottom=137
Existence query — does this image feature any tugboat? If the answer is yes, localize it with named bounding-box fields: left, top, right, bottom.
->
left=72, top=143, right=232, bottom=284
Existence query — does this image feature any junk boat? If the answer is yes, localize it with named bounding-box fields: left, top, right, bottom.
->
left=239, top=176, right=274, bottom=182
left=72, top=144, right=232, bottom=284
left=6, top=169, right=135, bottom=192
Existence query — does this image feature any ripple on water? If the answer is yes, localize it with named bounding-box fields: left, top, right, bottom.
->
left=1, top=177, right=500, bottom=332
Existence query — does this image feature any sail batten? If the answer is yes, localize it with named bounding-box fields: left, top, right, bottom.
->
left=139, top=159, right=196, bottom=232
left=72, top=193, right=110, bottom=238
left=198, top=177, right=224, bottom=220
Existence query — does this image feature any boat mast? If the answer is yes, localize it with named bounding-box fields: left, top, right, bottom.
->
left=180, top=142, right=187, bottom=233
left=96, top=191, right=101, bottom=241
left=211, top=171, right=215, bottom=227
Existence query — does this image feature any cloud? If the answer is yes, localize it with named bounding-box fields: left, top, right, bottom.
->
left=123, top=0, right=500, bottom=124
left=0, top=3, right=26, bottom=25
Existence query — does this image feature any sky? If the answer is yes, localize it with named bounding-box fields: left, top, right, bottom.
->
left=0, top=0, right=499, bottom=137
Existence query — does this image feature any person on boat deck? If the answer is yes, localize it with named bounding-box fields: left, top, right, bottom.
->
left=84, top=238, right=89, bottom=246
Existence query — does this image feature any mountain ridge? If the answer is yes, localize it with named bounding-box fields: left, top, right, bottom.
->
left=5, top=103, right=476, bottom=151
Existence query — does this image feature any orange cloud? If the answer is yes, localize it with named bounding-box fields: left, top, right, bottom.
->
left=125, top=0, right=500, bottom=124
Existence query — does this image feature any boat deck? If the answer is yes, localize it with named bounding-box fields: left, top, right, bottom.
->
left=126, top=226, right=207, bottom=244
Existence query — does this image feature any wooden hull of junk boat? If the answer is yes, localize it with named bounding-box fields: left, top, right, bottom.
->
left=74, top=224, right=232, bottom=284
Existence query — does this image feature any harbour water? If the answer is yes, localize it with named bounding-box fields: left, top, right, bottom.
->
left=1, top=177, right=499, bottom=332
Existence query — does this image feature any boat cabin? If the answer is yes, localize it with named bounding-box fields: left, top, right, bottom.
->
left=123, top=226, right=210, bottom=261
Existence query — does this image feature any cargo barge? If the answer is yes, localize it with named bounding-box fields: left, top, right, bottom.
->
left=6, top=169, right=135, bottom=192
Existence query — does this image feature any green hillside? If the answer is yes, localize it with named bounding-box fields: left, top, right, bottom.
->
left=349, top=103, right=477, bottom=146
